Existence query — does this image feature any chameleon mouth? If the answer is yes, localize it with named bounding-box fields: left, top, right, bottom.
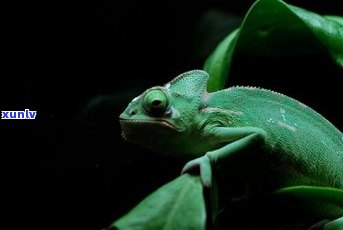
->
left=120, top=131, right=175, bottom=157
left=119, top=118, right=179, bottom=133
left=119, top=118, right=183, bottom=151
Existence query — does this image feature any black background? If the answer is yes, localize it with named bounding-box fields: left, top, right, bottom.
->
left=3, top=0, right=343, bottom=229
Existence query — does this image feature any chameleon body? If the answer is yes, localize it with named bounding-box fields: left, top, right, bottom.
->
left=119, top=70, right=343, bottom=228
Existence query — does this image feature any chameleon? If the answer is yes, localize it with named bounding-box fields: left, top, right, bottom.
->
left=119, top=70, right=343, bottom=229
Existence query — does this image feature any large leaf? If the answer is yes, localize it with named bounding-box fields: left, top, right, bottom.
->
left=111, top=174, right=206, bottom=230
left=204, top=0, right=343, bottom=92
left=273, top=186, right=343, bottom=219
left=203, top=29, right=240, bottom=92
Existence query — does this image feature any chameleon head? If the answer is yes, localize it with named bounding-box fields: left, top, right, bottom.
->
left=119, top=70, right=209, bottom=156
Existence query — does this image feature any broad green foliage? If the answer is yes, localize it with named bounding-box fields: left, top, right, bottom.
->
left=204, top=0, right=343, bottom=92
left=274, top=186, right=343, bottom=218
left=112, top=174, right=206, bottom=230
left=203, top=29, right=239, bottom=93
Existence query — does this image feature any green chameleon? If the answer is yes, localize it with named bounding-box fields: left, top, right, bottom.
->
left=119, top=70, right=343, bottom=229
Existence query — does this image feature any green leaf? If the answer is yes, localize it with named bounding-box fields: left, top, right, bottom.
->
left=203, top=29, right=240, bottom=92
left=287, top=5, right=343, bottom=66
left=111, top=174, right=206, bottom=230
left=325, top=15, right=343, bottom=26
left=273, top=185, right=343, bottom=219
left=203, top=0, right=343, bottom=92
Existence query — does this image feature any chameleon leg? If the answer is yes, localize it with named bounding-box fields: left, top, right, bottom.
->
left=324, top=217, right=343, bottom=230
left=181, top=126, right=266, bottom=187
left=181, top=154, right=212, bottom=188
left=181, top=127, right=266, bottom=227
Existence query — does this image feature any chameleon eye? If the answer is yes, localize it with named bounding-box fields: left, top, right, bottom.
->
left=143, top=88, right=170, bottom=116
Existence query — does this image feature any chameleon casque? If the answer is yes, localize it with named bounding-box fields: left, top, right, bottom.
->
left=119, top=70, right=343, bottom=229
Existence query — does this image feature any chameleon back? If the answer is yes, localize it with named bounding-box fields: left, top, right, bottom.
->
left=206, top=86, right=343, bottom=189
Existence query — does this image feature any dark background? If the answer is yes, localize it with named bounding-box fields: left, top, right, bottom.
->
left=3, top=0, right=343, bottom=229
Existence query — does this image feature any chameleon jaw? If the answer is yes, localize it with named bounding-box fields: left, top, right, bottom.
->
left=120, top=118, right=176, bottom=128
left=119, top=118, right=180, bottom=140
left=119, top=118, right=185, bottom=155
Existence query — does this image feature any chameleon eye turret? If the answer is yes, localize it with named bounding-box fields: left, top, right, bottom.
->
left=142, top=87, right=170, bottom=116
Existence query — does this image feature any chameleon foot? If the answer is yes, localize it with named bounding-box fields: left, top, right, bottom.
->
left=181, top=155, right=212, bottom=188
